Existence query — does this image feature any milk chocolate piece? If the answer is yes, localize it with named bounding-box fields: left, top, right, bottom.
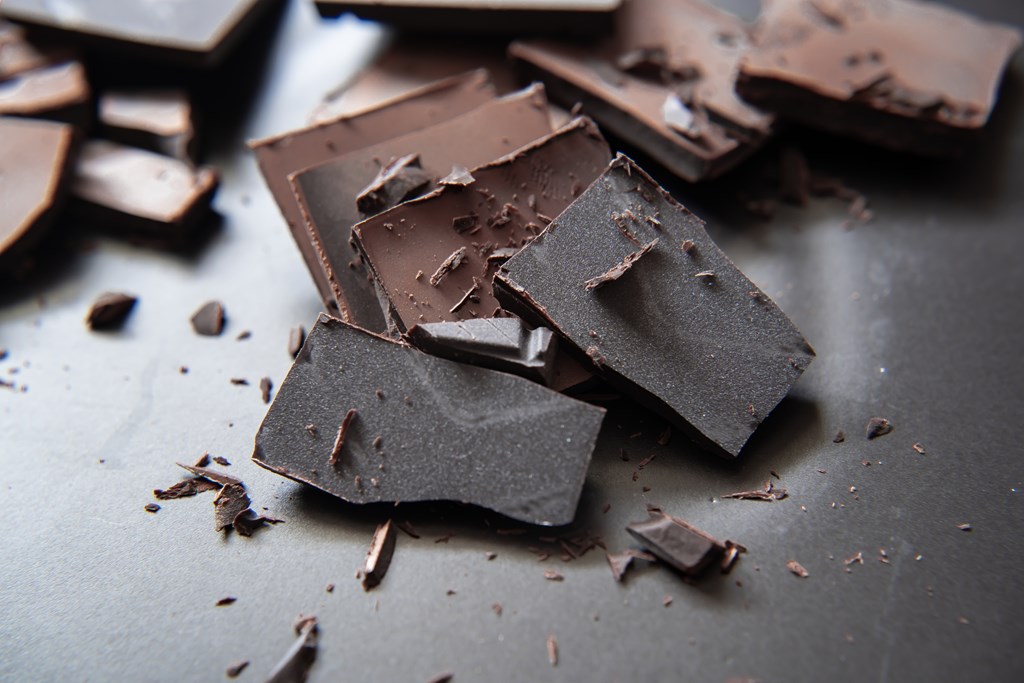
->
left=291, top=84, right=552, bottom=331
left=1, top=0, right=277, bottom=68
left=85, top=292, right=137, bottom=330
left=253, top=315, right=605, bottom=526
left=495, top=155, right=814, bottom=458
left=737, top=0, right=1022, bottom=155
left=177, top=461, right=242, bottom=487
left=70, top=141, right=219, bottom=244
left=626, top=513, right=727, bottom=577
left=352, top=116, right=609, bottom=333
left=98, top=90, right=196, bottom=163
left=0, top=116, right=77, bottom=272
left=251, top=69, right=497, bottom=325
left=407, top=317, right=558, bottom=385
left=356, top=154, right=431, bottom=216
left=0, top=60, right=91, bottom=126
left=362, top=520, right=397, bottom=591
left=191, top=300, right=226, bottom=336
left=510, top=0, right=773, bottom=182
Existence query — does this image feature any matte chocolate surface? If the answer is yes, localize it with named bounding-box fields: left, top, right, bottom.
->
left=352, top=116, right=609, bottom=333
left=70, top=140, right=219, bottom=244
left=253, top=315, right=605, bottom=526
left=252, top=69, right=497, bottom=325
left=291, top=84, right=552, bottom=332
left=510, top=0, right=773, bottom=182
left=737, top=0, right=1022, bottom=155
left=406, top=317, right=558, bottom=385
left=495, top=155, right=814, bottom=458
left=98, top=90, right=196, bottom=163
left=0, top=60, right=91, bottom=126
left=626, top=512, right=727, bottom=577
left=0, top=116, right=77, bottom=272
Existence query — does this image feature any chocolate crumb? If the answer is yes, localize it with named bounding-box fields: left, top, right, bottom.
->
left=230, top=378, right=249, bottom=386
left=833, top=430, right=846, bottom=443
left=426, top=673, right=455, bottom=683
left=662, top=595, right=673, bottom=607
left=236, top=330, right=251, bottom=341
left=492, top=603, right=503, bottom=616
left=85, top=292, right=138, bottom=330
left=912, top=442, right=926, bottom=454
left=865, top=417, right=893, bottom=439
left=485, top=552, right=497, bottom=561
left=144, top=503, right=160, bottom=513
left=259, top=377, right=273, bottom=404
left=544, top=569, right=564, bottom=581
left=957, top=523, right=972, bottom=532
left=216, top=597, right=237, bottom=607
left=325, top=583, right=334, bottom=593
left=225, top=660, right=249, bottom=678
left=212, top=456, right=231, bottom=467
left=547, top=634, right=558, bottom=667
left=288, top=325, right=306, bottom=358
left=787, top=559, right=809, bottom=578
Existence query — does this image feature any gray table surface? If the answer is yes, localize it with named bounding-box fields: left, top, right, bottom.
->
left=2, top=1, right=1023, bottom=681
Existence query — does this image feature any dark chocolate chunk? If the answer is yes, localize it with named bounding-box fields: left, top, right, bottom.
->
left=626, top=512, right=730, bottom=577
left=153, top=477, right=219, bottom=500
left=191, top=301, right=226, bottom=336
left=287, top=325, right=306, bottom=358
left=259, top=377, right=273, bottom=404
left=353, top=117, right=610, bottom=334
left=212, top=456, right=231, bottom=467
left=495, top=155, right=814, bottom=458
left=406, top=317, right=558, bottom=385
left=85, top=292, right=137, bottom=330
left=356, top=153, right=432, bottom=216
left=144, top=503, right=160, bottom=513
left=291, top=83, right=553, bottom=330
left=328, top=408, right=358, bottom=466
left=737, top=0, right=1022, bottom=156
left=98, top=90, right=196, bottom=163
left=253, top=315, right=605, bottom=526
left=226, top=661, right=249, bottom=678
left=177, top=462, right=243, bottom=487
left=362, top=519, right=397, bottom=591
left=213, top=484, right=250, bottom=532
left=865, top=417, right=893, bottom=439
left=0, top=61, right=91, bottom=126
left=232, top=508, right=281, bottom=537
left=0, top=117, right=77, bottom=272
left=510, top=0, right=773, bottom=182
left=265, top=616, right=318, bottom=683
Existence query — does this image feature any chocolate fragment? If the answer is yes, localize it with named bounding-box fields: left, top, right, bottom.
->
left=265, top=616, right=318, bottom=683
left=833, top=430, right=846, bottom=443
left=362, top=520, right=397, bottom=591
left=230, top=378, right=249, bottom=386
left=213, top=484, right=250, bottom=532
left=232, top=508, right=281, bottom=537
left=0, top=61, right=91, bottom=126
left=153, top=477, right=219, bottom=500
left=98, top=90, right=196, bottom=163
left=865, top=417, right=893, bottom=439
left=259, top=377, right=273, bottom=404
left=216, top=597, right=237, bottom=607
left=191, top=301, right=226, bottom=336
left=287, top=326, right=306, bottom=358
left=606, top=549, right=656, bottom=582
left=583, top=238, right=658, bottom=291
left=787, top=559, right=809, bottom=578
left=328, top=408, right=358, bottom=466
left=212, top=456, right=231, bottom=467
left=737, top=0, right=1022, bottom=155
left=356, top=153, right=432, bottom=216
left=253, top=315, right=605, bottom=526
left=495, top=155, right=814, bottom=458
left=626, top=512, right=732, bottom=577
left=722, top=480, right=788, bottom=502
left=226, top=661, right=249, bottom=678
left=429, top=247, right=468, bottom=287
left=439, top=165, right=474, bottom=187
left=85, top=292, right=137, bottom=330
left=426, top=673, right=454, bottom=683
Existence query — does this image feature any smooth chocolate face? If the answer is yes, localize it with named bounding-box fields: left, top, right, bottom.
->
left=252, top=314, right=605, bottom=526
left=290, top=84, right=553, bottom=332
left=626, top=513, right=726, bottom=577
left=98, top=90, right=196, bottom=163
left=353, top=117, right=611, bottom=333
left=495, top=155, right=814, bottom=458
left=252, top=69, right=497, bottom=325
left=510, top=0, right=773, bottom=182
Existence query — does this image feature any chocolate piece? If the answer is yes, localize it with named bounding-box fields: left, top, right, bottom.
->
left=546, top=634, right=558, bottom=667
left=407, top=317, right=558, bottom=385
left=786, top=559, right=809, bottom=578
left=259, top=377, right=273, bottom=404
left=216, top=597, right=237, bottom=606
left=230, top=378, right=249, bottom=386
left=0, top=61, right=91, bottom=126
left=291, top=83, right=553, bottom=331
left=226, top=661, right=249, bottom=678
left=495, top=155, right=814, bottom=458
left=737, top=0, right=1022, bottom=155
left=153, top=477, right=220, bottom=500
left=356, top=154, right=432, bottom=216
left=251, top=70, right=497, bottom=325
left=583, top=238, right=658, bottom=291
left=865, top=416, right=893, bottom=439
left=606, top=549, right=656, bottom=582
left=253, top=315, right=605, bottom=526
left=0, top=117, right=76, bottom=272
left=144, top=503, right=160, bottom=513
left=328, top=408, right=358, bottom=466
left=191, top=301, right=226, bottom=336
left=232, top=508, right=280, bottom=537
left=626, top=513, right=728, bottom=577
left=212, top=456, right=231, bottom=466
left=98, top=90, right=196, bottom=163
left=265, top=616, right=318, bottom=683
left=85, top=292, right=138, bottom=330
left=510, top=0, right=773, bottom=182
left=177, top=461, right=243, bottom=487
left=362, top=520, right=397, bottom=591
left=353, top=117, right=609, bottom=333
left=722, top=480, right=788, bottom=501
left=213, top=484, right=250, bottom=532
left=426, top=673, right=454, bottom=683
left=1, top=0, right=277, bottom=68
left=287, top=325, right=306, bottom=358
left=314, top=1, right=620, bottom=36
left=70, top=141, right=219, bottom=244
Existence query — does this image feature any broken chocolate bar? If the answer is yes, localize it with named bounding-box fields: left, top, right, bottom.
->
left=253, top=315, right=605, bottom=526
left=0, top=60, right=91, bottom=126
left=85, top=292, right=137, bottom=330
left=252, top=70, right=497, bottom=326
left=406, top=317, right=558, bottom=385
left=510, top=0, right=773, bottom=182
left=362, top=520, right=397, bottom=591
left=291, top=83, right=553, bottom=333
left=495, top=155, right=814, bottom=458
left=626, top=513, right=728, bottom=577
left=352, top=116, right=610, bottom=333
left=737, top=0, right=1022, bottom=155
left=98, top=89, right=197, bottom=163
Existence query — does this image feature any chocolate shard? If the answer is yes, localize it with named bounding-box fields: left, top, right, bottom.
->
left=176, top=462, right=243, bottom=488
left=407, top=317, right=559, bottom=386
left=356, top=153, right=432, bottom=216
left=288, top=325, right=306, bottom=358
left=98, top=89, right=197, bottom=163
left=260, top=377, right=273, bottom=404
left=85, top=292, right=137, bottom=330
left=626, top=512, right=730, bottom=577
left=265, top=616, right=318, bottom=683
left=865, top=417, right=893, bottom=439
left=737, top=0, right=1022, bottom=156
left=226, top=661, right=249, bottom=678
left=583, top=238, right=658, bottom=291
left=0, top=60, right=91, bottom=126
left=362, top=519, right=397, bottom=591
left=786, top=559, right=809, bottom=578
left=253, top=315, right=605, bottom=526
left=153, top=477, right=220, bottom=500
left=510, top=0, right=774, bottom=182
left=213, top=484, right=250, bottom=532
left=232, top=508, right=281, bottom=537
left=495, top=154, right=814, bottom=458
left=606, top=549, right=657, bottom=582
left=429, top=247, right=468, bottom=286
left=439, top=165, right=475, bottom=186
left=190, top=301, right=226, bottom=336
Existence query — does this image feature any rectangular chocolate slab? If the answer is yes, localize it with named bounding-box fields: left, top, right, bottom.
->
left=352, top=116, right=610, bottom=333
left=252, top=69, right=496, bottom=325
left=495, top=154, right=814, bottom=458
left=510, top=0, right=773, bottom=182
left=736, top=0, right=1022, bottom=156
left=253, top=314, right=605, bottom=526
left=290, top=84, right=552, bottom=332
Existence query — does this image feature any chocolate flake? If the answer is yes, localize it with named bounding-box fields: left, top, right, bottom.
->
left=584, top=238, right=659, bottom=291
left=833, top=430, right=846, bottom=443
left=216, top=597, right=237, bottom=607
left=213, top=484, right=250, bottom=532
left=177, top=462, right=243, bottom=488
left=288, top=326, right=306, bottom=358
left=329, top=408, right=358, bottom=466
left=626, top=512, right=733, bottom=577
left=449, top=277, right=481, bottom=314
left=492, top=603, right=503, bottom=616
left=912, top=442, right=927, bottom=454
left=237, top=330, right=252, bottom=341
left=356, top=153, right=431, bottom=216
left=787, top=559, right=809, bottom=578
left=233, top=508, right=282, bottom=537
left=722, top=480, right=788, bottom=502
left=226, top=661, right=249, bottom=678
left=426, top=673, right=455, bottom=683
left=260, top=377, right=273, bottom=404
left=85, top=292, right=138, bottom=330
left=362, top=520, right=397, bottom=591
left=231, top=378, right=249, bottom=386
left=865, top=417, right=893, bottom=439
left=429, top=247, right=467, bottom=286
left=144, top=503, right=160, bottom=513
left=844, top=551, right=864, bottom=566
left=265, top=616, right=318, bottom=683
left=546, top=634, right=558, bottom=667
left=544, top=569, right=565, bottom=581
left=662, top=595, right=674, bottom=607
left=451, top=213, right=479, bottom=233
left=194, top=453, right=211, bottom=468
left=957, top=523, right=972, bottom=532
left=439, top=165, right=475, bottom=187
left=190, top=300, right=225, bottom=336
left=212, top=456, right=231, bottom=467
left=153, top=477, right=220, bottom=500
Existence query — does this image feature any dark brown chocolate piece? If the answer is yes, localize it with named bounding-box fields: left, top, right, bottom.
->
left=0, top=117, right=77, bottom=272
left=252, top=315, right=605, bottom=526
left=865, top=417, right=893, bottom=439
left=287, top=325, right=306, bottom=358
left=356, top=154, right=432, bottom=216
left=191, top=301, right=225, bottom=336
left=85, top=292, right=137, bottom=330
left=177, top=462, right=242, bottom=487
left=362, top=519, right=397, bottom=591
left=153, top=477, right=219, bottom=500
left=251, top=69, right=497, bottom=325
left=213, top=484, right=250, bottom=532
left=98, top=89, right=196, bottom=163
left=216, top=597, right=237, bottom=606
left=328, top=408, right=358, bottom=466
left=406, top=317, right=558, bottom=385
left=626, top=512, right=728, bottom=577
left=265, top=616, right=318, bottom=683
left=232, top=508, right=281, bottom=537
left=259, top=377, right=273, bottom=404
left=226, top=661, right=249, bottom=678
left=510, top=0, right=773, bottom=182
left=0, top=61, right=91, bottom=126
left=606, top=549, right=656, bottom=582
left=353, top=117, right=609, bottom=334
left=737, top=0, right=1022, bottom=155
left=144, top=503, right=160, bottom=513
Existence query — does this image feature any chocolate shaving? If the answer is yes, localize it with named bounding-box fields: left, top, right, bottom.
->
left=177, top=462, right=242, bottom=487
left=233, top=508, right=282, bottom=537
left=722, top=480, right=788, bottom=502
left=449, top=277, right=481, bottom=314
left=213, top=456, right=231, bottom=467
left=153, top=477, right=220, bottom=500
left=216, top=597, right=237, bottom=606
left=329, top=408, right=358, bottom=466
left=606, top=549, right=656, bottom=582
left=226, top=661, right=249, bottom=678
left=438, top=165, right=474, bottom=187
left=260, top=377, right=273, bottom=404
left=85, top=292, right=137, bottom=330
left=546, top=634, right=558, bottom=667
left=194, top=453, right=211, bottom=467
left=214, top=484, right=250, bottom=532
left=486, top=247, right=519, bottom=264
left=362, top=520, right=397, bottom=591
left=356, top=153, right=431, bottom=216
left=833, top=430, right=846, bottom=443
left=429, top=247, right=467, bottom=286
left=451, top=213, right=479, bottom=233
left=288, top=325, right=306, bottom=358
left=584, top=238, right=659, bottom=291
left=426, top=673, right=455, bottom=683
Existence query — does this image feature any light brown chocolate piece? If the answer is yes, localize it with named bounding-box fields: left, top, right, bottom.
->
left=0, top=60, right=91, bottom=126
left=98, top=89, right=197, bottom=162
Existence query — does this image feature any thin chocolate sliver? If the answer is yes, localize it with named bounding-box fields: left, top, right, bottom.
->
left=356, top=153, right=432, bottom=216
left=176, top=462, right=243, bottom=487
left=265, top=617, right=318, bottom=683
left=626, top=512, right=730, bottom=577
left=213, top=484, right=250, bottom=532
left=362, top=520, right=397, bottom=591
left=288, top=325, right=306, bottom=358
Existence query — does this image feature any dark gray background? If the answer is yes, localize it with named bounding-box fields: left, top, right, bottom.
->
left=2, top=1, right=1022, bottom=681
